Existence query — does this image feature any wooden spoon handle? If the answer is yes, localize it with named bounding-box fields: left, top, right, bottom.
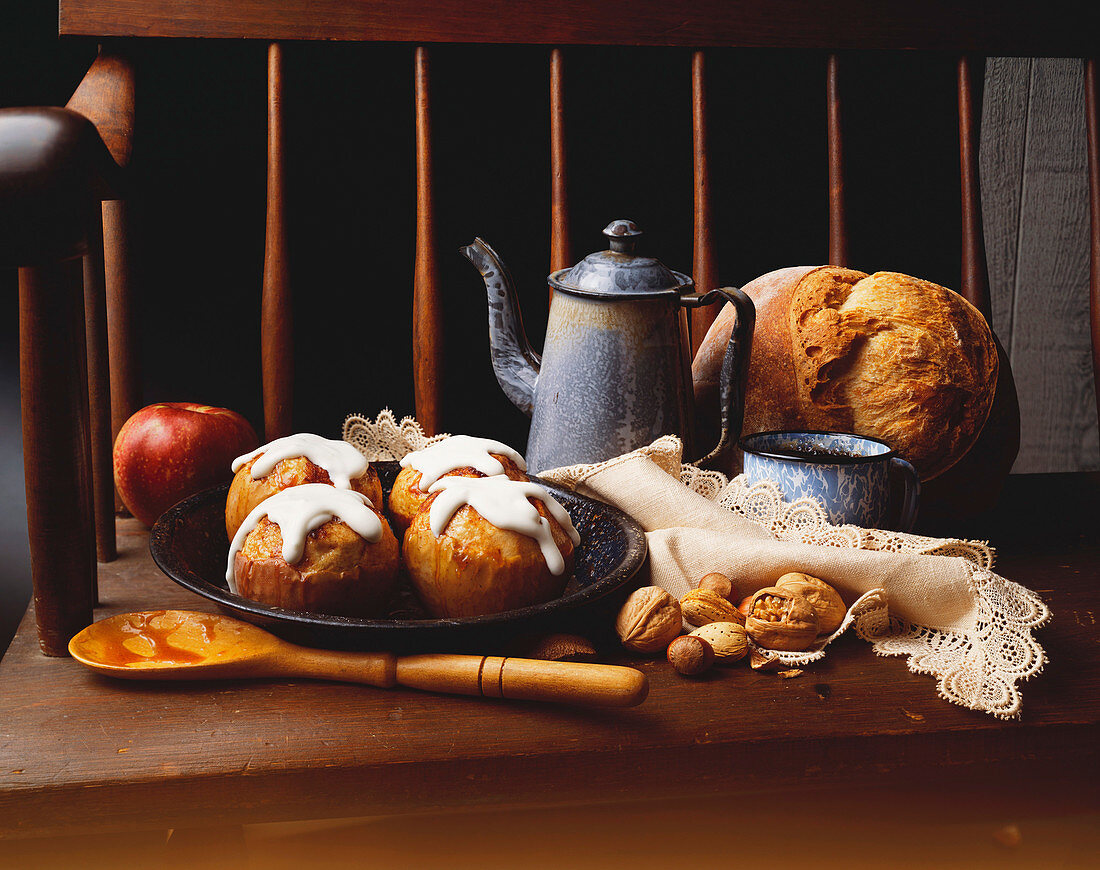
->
left=279, top=648, right=648, bottom=707
left=396, top=654, right=649, bottom=707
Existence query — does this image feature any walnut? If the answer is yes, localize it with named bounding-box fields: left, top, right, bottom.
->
left=775, top=572, right=847, bottom=634
left=745, top=586, right=819, bottom=652
left=615, top=587, right=682, bottom=654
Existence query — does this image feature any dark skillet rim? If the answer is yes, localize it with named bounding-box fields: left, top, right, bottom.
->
left=739, top=429, right=896, bottom=466
left=149, top=468, right=647, bottom=635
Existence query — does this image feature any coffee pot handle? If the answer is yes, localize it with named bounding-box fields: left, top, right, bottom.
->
left=681, top=287, right=755, bottom=471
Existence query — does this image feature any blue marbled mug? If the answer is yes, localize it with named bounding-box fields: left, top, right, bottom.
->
left=740, top=431, right=920, bottom=531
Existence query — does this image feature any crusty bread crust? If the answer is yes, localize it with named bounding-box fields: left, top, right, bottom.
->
left=694, top=266, right=1000, bottom=481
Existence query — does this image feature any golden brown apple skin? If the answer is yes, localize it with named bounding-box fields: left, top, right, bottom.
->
left=225, top=455, right=384, bottom=540
left=402, top=495, right=574, bottom=618
left=388, top=454, right=527, bottom=536
left=234, top=510, right=400, bottom=618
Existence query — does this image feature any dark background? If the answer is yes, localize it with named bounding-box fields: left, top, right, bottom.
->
left=0, top=3, right=965, bottom=651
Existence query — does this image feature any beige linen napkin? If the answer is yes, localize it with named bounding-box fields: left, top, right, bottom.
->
left=560, top=450, right=977, bottom=633
left=345, top=412, right=1050, bottom=719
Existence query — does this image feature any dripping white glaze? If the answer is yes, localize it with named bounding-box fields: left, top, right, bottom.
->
left=232, top=433, right=369, bottom=490
left=400, top=434, right=526, bottom=491
left=226, top=484, right=383, bottom=589
left=425, top=476, right=580, bottom=576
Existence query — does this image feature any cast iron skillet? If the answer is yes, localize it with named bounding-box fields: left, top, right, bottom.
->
left=150, top=461, right=647, bottom=652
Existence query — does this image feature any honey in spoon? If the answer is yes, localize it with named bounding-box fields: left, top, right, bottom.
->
left=69, top=610, right=267, bottom=675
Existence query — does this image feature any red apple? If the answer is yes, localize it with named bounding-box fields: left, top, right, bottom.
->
left=113, top=402, right=259, bottom=527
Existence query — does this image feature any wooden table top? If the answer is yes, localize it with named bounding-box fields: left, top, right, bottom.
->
left=2, top=472, right=1098, bottom=839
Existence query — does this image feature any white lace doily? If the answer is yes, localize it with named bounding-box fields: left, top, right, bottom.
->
left=344, top=411, right=1050, bottom=719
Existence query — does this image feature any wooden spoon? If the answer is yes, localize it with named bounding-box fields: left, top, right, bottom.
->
left=68, top=610, right=648, bottom=707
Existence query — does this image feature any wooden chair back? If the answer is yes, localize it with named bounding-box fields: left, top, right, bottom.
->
left=1, top=0, right=1097, bottom=653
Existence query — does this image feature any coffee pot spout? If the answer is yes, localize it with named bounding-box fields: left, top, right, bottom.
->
left=461, top=237, right=540, bottom=416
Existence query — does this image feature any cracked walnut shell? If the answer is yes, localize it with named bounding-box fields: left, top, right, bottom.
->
left=745, top=586, right=820, bottom=652
left=775, top=572, right=847, bottom=634
left=615, top=587, right=682, bottom=654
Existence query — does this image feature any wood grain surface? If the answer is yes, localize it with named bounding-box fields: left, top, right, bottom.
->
left=66, top=49, right=135, bottom=170
left=413, top=46, right=443, bottom=434
left=1, top=473, right=1097, bottom=837
left=66, top=49, right=139, bottom=513
left=690, top=50, right=718, bottom=356
left=1088, top=58, right=1099, bottom=459
left=17, top=260, right=97, bottom=657
left=100, top=198, right=140, bottom=510
left=81, top=203, right=117, bottom=566
left=982, top=57, right=1031, bottom=348
left=826, top=53, right=847, bottom=268
left=957, top=55, right=991, bottom=323
left=549, top=48, right=571, bottom=279
left=1000, top=60, right=1094, bottom=473
left=58, top=0, right=1099, bottom=54
left=261, top=43, right=293, bottom=441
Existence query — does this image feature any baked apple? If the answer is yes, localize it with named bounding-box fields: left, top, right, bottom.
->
left=390, top=435, right=527, bottom=535
left=227, top=483, right=399, bottom=618
left=403, top=475, right=579, bottom=618
left=226, top=433, right=383, bottom=539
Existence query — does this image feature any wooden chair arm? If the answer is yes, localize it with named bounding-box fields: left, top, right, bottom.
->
left=0, top=106, right=123, bottom=266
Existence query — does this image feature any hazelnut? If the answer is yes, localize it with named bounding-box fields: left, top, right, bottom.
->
left=680, top=588, right=742, bottom=627
left=737, top=596, right=753, bottom=619
left=689, top=621, right=748, bottom=664
left=667, top=635, right=715, bottom=676
left=615, top=587, right=682, bottom=654
left=775, top=572, right=847, bottom=634
left=697, top=572, right=735, bottom=603
left=745, top=586, right=819, bottom=652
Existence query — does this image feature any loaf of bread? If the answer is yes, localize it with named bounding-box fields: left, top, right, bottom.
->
left=693, top=266, right=1004, bottom=482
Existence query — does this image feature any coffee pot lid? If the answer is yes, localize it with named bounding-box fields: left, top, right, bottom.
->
left=548, top=219, right=693, bottom=299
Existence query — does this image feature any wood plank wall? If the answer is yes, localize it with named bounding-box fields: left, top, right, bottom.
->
left=982, top=58, right=1096, bottom=473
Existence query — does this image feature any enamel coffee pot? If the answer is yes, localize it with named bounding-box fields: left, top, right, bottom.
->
left=462, top=219, right=755, bottom=474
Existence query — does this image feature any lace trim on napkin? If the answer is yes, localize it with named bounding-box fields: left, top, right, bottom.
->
left=343, top=413, right=1049, bottom=719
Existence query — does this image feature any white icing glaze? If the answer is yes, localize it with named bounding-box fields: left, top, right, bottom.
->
left=399, top=434, right=526, bottom=491
left=232, top=433, right=369, bottom=490
left=226, top=484, right=383, bottom=588
left=425, top=476, right=580, bottom=576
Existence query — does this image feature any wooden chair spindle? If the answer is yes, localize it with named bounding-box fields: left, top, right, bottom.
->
left=690, top=49, right=718, bottom=356
left=65, top=48, right=138, bottom=510
left=414, top=46, right=443, bottom=435
left=82, top=202, right=116, bottom=567
left=957, top=55, right=993, bottom=324
left=19, top=259, right=97, bottom=655
left=550, top=48, right=572, bottom=301
left=101, top=197, right=140, bottom=496
left=262, top=41, right=293, bottom=441
left=827, top=53, right=849, bottom=267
